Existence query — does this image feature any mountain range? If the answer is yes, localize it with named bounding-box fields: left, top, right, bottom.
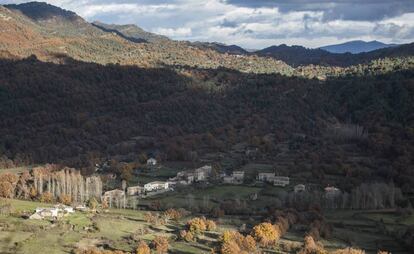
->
left=320, top=40, right=397, bottom=54
left=0, top=1, right=413, bottom=71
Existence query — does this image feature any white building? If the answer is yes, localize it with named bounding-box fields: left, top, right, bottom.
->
left=273, top=176, right=290, bottom=187
left=194, top=165, right=212, bottom=182
left=144, top=181, right=169, bottom=192
left=30, top=205, right=74, bottom=220
left=257, top=172, right=275, bottom=182
left=147, top=158, right=157, bottom=166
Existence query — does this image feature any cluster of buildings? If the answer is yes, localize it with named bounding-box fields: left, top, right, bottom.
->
left=29, top=204, right=75, bottom=220
left=169, top=165, right=213, bottom=186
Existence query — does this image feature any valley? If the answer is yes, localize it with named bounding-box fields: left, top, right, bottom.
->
left=0, top=1, right=413, bottom=254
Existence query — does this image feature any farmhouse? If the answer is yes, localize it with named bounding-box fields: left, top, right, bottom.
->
left=144, top=181, right=169, bottom=192
left=273, top=176, right=290, bottom=187
left=294, top=184, right=306, bottom=193
left=257, top=172, right=275, bottom=182
left=127, top=186, right=144, bottom=196
left=146, top=158, right=157, bottom=166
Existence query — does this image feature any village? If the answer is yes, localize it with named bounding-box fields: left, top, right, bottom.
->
left=27, top=157, right=342, bottom=219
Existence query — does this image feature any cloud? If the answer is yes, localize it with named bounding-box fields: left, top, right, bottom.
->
left=1, top=0, right=413, bottom=48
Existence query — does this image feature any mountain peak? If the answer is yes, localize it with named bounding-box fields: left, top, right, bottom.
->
left=4, top=1, right=80, bottom=22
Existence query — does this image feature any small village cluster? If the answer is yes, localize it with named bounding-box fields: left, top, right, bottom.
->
left=30, top=158, right=341, bottom=218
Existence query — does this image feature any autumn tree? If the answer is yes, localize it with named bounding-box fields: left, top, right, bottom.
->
left=251, top=222, right=279, bottom=247
left=152, top=236, right=169, bottom=254
left=187, top=217, right=207, bottom=234
left=136, top=241, right=150, bottom=254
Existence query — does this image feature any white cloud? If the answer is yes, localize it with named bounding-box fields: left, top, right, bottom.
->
left=153, top=27, right=192, bottom=37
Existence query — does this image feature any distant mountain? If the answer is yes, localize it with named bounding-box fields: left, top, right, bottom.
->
left=256, top=43, right=414, bottom=67
left=320, top=40, right=396, bottom=54
left=256, top=44, right=345, bottom=67
left=192, top=42, right=248, bottom=55
left=92, top=21, right=170, bottom=44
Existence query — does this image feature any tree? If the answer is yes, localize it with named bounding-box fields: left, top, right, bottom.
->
left=136, top=241, right=150, bottom=254
left=187, top=217, right=207, bottom=234
left=206, top=220, right=217, bottom=231
left=152, top=236, right=169, bottom=254
left=0, top=182, right=13, bottom=198
left=251, top=222, right=279, bottom=247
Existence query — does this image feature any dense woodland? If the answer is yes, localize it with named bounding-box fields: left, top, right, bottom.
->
left=0, top=56, right=413, bottom=195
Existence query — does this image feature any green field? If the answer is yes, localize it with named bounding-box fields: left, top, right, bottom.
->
left=0, top=196, right=411, bottom=254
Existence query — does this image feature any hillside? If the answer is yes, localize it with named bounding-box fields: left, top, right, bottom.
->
left=0, top=2, right=294, bottom=76
left=320, top=40, right=396, bottom=54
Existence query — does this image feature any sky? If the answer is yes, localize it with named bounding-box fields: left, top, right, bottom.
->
left=1, top=0, right=414, bottom=49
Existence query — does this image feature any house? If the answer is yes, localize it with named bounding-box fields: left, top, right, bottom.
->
left=273, top=176, right=290, bottom=187
left=325, top=186, right=341, bottom=198
left=294, top=184, right=306, bottom=193
left=194, top=165, right=212, bottom=182
left=127, top=186, right=144, bottom=196
left=257, top=172, right=275, bottom=182
left=144, top=181, right=169, bottom=192
left=146, top=158, right=157, bottom=166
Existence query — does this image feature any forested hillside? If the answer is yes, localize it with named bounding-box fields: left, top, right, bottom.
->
left=0, top=56, right=413, bottom=194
